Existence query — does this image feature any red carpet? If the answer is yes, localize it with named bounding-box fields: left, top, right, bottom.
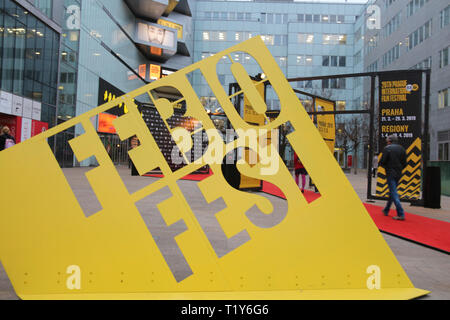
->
left=262, top=181, right=450, bottom=254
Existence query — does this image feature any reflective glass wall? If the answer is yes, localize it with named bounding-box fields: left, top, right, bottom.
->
left=0, top=0, right=59, bottom=127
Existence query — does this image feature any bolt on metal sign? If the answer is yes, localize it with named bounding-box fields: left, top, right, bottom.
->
left=0, top=37, right=428, bottom=299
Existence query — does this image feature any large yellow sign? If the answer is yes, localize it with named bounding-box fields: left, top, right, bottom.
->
left=157, top=18, right=183, bottom=39
left=315, top=98, right=335, bottom=154
left=240, top=81, right=266, bottom=190
left=0, top=37, right=428, bottom=299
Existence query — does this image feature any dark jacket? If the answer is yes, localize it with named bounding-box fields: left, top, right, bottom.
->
left=0, top=133, right=15, bottom=151
left=379, top=143, right=407, bottom=180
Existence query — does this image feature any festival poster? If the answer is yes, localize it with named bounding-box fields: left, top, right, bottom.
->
left=376, top=72, right=422, bottom=200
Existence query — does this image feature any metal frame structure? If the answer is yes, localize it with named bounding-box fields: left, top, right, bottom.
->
left=288, top=69, right=431, bottom=204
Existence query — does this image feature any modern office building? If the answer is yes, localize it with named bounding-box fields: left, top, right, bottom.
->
left=0, top=0, right=62, bottom=151
left=2, top=0, right=448, bottom=168
left=66, top=0, right=195, bottom=166
left=192, top=0, right=368, bottom=166
left=193, top=0, right=367, bottom=109
left=363, top=0, right=450, bottom=162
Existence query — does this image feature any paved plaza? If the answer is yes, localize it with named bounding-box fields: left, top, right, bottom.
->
left=0, top=166, right=449, bottom=300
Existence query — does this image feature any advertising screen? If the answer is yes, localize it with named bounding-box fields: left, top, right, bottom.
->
left=98, top=113, right=118, bottom=134
left=136, top=21, right=176, bottom=49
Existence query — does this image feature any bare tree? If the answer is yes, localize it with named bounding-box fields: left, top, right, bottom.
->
left=336, top=114, right=370, bottom=174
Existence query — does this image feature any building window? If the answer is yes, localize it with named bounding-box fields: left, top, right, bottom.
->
left=322, top=55, right=346, bottom=67
left=297, top=14, right=304, bottom=22
left=323, top=34, right=347, bottom=45
left=438, top=130, right=450, bottom=161
left=384, top=12, right=401, bottom=38
left=261, top=35, right=274, bottom=45
left=276, top=56, right=287, bottom=67
left=296, top=55, right=313, bottom=66
left=441, top=5, right=450, bottom=28
left=407, top=0, right=430, bottom=17
left=382, top=43, right=401, bottom=67
left=438, top=143, right=449, bottom=161
left=336, top=101, right=346, bottom=111
left=408, top=19, right=432, bottom=51
left=440, top=46, right=449, bottom=68
left=411, top=56, right=432, bottom=70
left=298, top=33, right=314, bottom=44
left=330, top=56, right=338, bottom=67
left=305, top=14, right=312, bottom=23
left=438, top=88, right=450, bottom=109
left=386, top=0, right=396, bottom=8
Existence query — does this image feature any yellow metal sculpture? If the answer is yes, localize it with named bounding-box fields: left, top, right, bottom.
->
left=0, top=37, right=428, bottom=300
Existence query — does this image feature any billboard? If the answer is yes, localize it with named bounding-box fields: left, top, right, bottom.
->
left=135, top=20, right=176, bottom=50
left=315, top=98, right=335, bottom=154
left=239, top=80, right=266, bottom=190
left=157, top=18, right=183, bottom=39
left=98, top=113, right=118, bottom=134
left=376, top=72, right=423, bottom=200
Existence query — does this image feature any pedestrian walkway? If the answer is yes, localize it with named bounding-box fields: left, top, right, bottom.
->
left=346, top=169, right=450, bottom=223
left=0, top=166, right=448, bottom=300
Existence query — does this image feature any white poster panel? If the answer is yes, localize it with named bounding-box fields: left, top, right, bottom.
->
left=32, top=101, right=42, bottom=121
left=12, top=95, right=23, bottom=116
left=21, top=117, right=32, bottom=142
left=0, top=91, right=13, bottom=115
left=23, top=98, right=33, bottom=119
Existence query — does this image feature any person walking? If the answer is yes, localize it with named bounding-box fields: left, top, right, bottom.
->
left=294, top=152, right=307, bottom=193
left=0, top=126, right=16, bottom=151
left=379, top=135, right=407, bottom=220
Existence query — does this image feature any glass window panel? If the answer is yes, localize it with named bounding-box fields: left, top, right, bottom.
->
left=13, top=21, right=26, bottom=95
left=267, top=13, right=273, bottom=24
left=313, top=15, right=320, bottom=23
left=322, top=56, right=329, bottom=66
left=331, top=56, right=338, bottom=66
left=305, top=14, right=312, bottom=22
left=339, top=56, right=346, bottom=67
left=297, top=14, right=304, bottom=22
left=1, top=13, right=15, bottom=91
left=275, top=14, right=282, bottom=24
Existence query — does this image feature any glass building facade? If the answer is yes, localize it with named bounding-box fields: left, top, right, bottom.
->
left=0, top=0, right=60, bottom=146
left=192, top=0, right=367, bottom=167
left=72, top=0, right=194, bottom=166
